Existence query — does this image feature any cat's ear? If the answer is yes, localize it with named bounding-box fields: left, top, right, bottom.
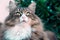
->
left=28, top=2, right=36, bottom=13
left=9, top=1, right=17, bottom=12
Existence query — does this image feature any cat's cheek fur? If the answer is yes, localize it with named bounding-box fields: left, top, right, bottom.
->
left=4, top=23, right=32, bottom=40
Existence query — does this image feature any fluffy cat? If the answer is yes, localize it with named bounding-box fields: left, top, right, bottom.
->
left=4, top=1, right=49, bottom=40
left=0, top=0, right=57, bottom=40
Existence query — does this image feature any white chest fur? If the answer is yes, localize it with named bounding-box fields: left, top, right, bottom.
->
left=4, top=23, right=32, bottom=40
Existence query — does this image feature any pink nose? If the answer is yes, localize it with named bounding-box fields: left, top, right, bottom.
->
left=22, top=17, right=25, bottom=19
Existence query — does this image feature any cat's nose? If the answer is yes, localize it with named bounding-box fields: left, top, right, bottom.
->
left=22, top=16, right=25, bottom=19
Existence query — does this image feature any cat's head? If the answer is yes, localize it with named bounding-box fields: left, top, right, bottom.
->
left=5, top=1, right=36, bottom=26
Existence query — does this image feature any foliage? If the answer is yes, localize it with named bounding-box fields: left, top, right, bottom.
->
left=15, top=0, right=60, bottom=40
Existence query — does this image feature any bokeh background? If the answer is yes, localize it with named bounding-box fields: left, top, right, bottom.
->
left=15, top=0, right=60, bottom=40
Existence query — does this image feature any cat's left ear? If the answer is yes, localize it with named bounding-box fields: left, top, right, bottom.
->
left=28, top=2, right=36, bottom=13
left=9, top=1, right=17, bottom=12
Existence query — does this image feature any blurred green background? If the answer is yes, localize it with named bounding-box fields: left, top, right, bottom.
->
left=15, top=0, right=60, bottom=40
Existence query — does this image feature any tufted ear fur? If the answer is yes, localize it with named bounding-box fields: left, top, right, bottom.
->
left=9, top=1, right=17, bottom=12
left=28, top=2, right=36, bottom=13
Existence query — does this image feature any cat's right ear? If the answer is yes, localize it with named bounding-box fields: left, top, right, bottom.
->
left=9, top=1, right=17, bottom=12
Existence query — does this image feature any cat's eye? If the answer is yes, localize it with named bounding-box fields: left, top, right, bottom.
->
left=15, top=12, right=20, bottom=16
left=26, top=12, right=30, bottom=16
left=17, top=13, right=20, bottom=15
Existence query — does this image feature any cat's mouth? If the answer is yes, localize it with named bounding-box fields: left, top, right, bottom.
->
left=22, top=20, right=26, bottom=22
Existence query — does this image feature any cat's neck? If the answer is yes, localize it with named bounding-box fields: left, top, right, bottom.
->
left=15, top=22, right=31, bottom=27
left=4, top=22, right=32, bottom=40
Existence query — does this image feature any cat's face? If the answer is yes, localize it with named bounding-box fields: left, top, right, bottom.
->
left=5, top=1, right=36, bottom=26
left=11, top=7, right=33, bottom=23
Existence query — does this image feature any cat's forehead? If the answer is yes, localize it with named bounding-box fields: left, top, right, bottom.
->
left=19, top=7, right=31, bottom=12
left=12, top=7, right=32, bottom=14
left=10, top=7, right=33, bottom=15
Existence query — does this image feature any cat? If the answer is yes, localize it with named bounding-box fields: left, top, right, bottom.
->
left=5, top=2, right=49, bottom=40
left=0, top=0, right=57, bottom=40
